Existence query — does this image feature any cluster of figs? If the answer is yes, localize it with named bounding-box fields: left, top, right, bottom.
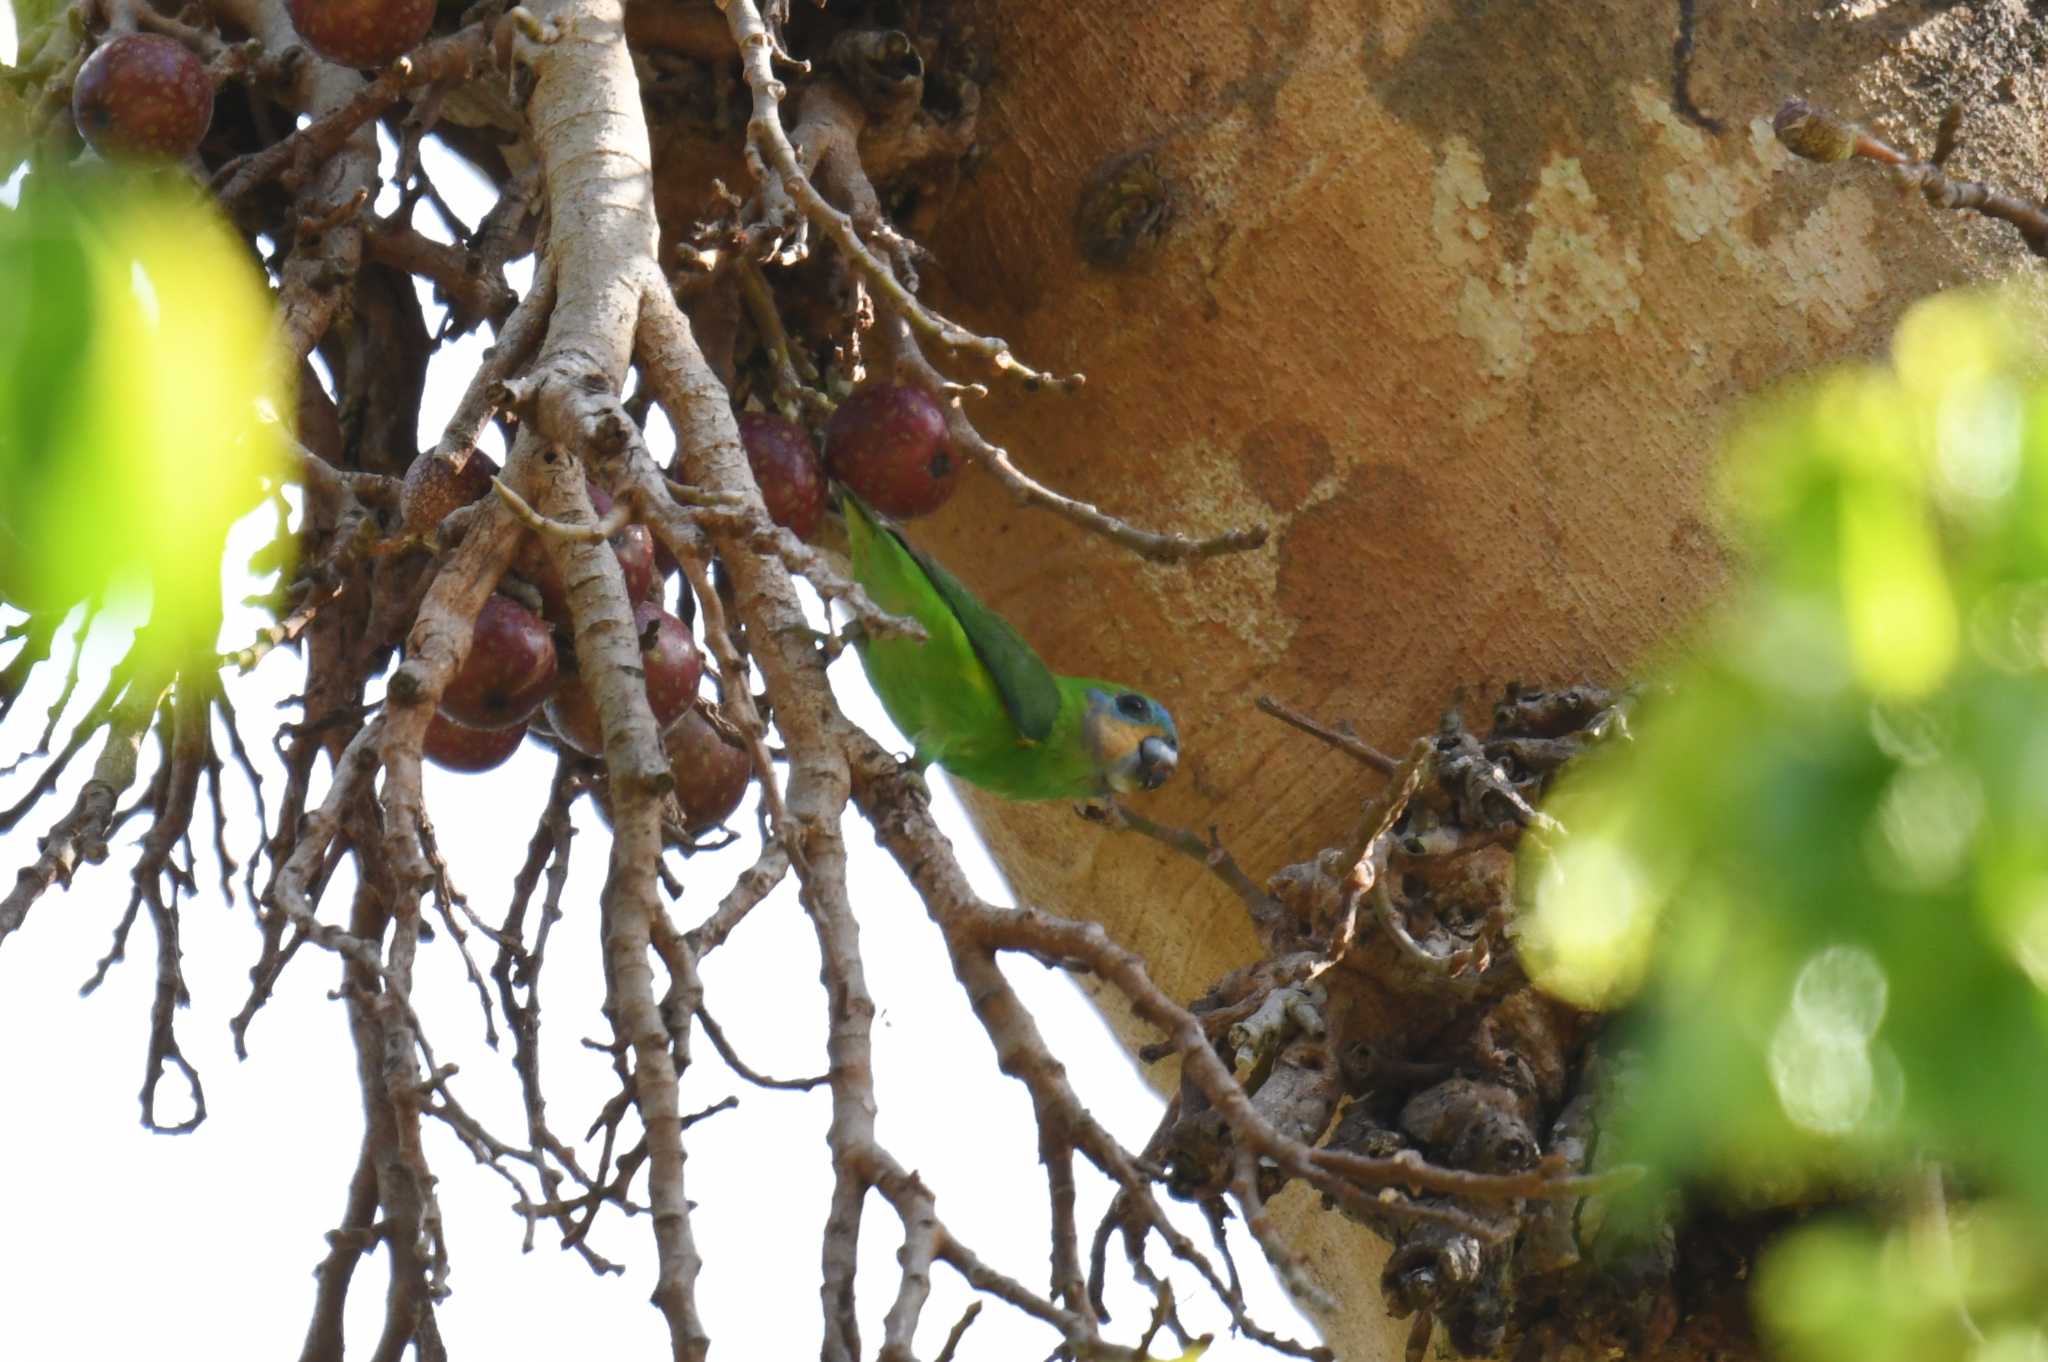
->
left=413, top=386, right=959, bottom=835
left=62, top=4, right=967, bottom=834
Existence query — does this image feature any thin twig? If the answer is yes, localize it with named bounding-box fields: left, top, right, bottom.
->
left=1257, top=695, right=1399, bottom=774
left=695, top=1005, right=827, bottom=1090
left=931, top=1300, right=982, bottom=1362
left=1098, top=803, right=1291, bottom=938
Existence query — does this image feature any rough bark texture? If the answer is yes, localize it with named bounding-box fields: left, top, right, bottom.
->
left=896, top=3, right=2048, bottom=1356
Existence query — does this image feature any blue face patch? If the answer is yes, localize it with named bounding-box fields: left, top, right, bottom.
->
left=1106, top=689, right=1177, bottom=741
left=1084, top=689, right=1179, bottom=792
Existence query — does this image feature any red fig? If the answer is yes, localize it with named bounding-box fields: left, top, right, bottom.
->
left=287, top=0, right=434, bottom=68
left=424, top=712, right=526, bottom=773
left=517, top=479, right=656, bottom=625
left=439, top=594, right=557, bottom=730
left=824, top=383, right=959, bottom=518
left=402, top=449, right=498, bottom=537
left=542, top=602, right=703, bottom=757
left=666, top=710, right=753, bottom=831
left=739, top=412, right=827, bottom=540
left=72, top=34, right=213, bottom=161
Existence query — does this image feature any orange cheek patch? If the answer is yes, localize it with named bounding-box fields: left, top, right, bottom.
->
left=1089, top=718, right=1155, bottom=767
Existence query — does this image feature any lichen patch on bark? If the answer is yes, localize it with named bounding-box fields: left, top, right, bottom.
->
left=1430, top=139, right=1646, bottom=426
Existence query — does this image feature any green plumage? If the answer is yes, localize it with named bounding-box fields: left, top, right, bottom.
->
left=841, top=494, right=1179, bottom=802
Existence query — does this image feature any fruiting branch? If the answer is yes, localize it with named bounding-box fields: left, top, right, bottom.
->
left=875, top=315, right=1273, bottom=563
left=719, top=0, right=1268, bottom=565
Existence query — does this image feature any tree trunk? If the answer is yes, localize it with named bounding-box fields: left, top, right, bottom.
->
left=912, top=2, right=2046, bottom=1354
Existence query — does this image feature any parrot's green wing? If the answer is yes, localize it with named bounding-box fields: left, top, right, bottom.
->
left=843, top=493, right=1062, bottom=742
left=897, top=537, right=1062, bottom=743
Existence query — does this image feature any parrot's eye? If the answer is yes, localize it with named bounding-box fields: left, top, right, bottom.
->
left=1115, top=692, right=1150, bottom=721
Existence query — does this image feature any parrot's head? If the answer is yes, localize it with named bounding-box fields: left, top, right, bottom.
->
left=1081, top=687, right=1179, bottom=794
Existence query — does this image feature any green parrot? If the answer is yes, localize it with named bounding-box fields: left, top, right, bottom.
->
left=840, top=493, right=1180, bottom=802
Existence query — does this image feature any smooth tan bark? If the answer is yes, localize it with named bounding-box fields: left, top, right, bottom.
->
left=909, top=3, right=2048, bottom=1354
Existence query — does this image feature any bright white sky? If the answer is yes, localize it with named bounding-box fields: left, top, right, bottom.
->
left=0, top=40, right=1316, bottom=1359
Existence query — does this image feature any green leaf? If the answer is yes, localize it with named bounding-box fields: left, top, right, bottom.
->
left=1521, top=286, right=2048, bottom=1226
left=8, top=0, right=74, bottom=49
left=1757, top=1209, right=2048, bottom=1362
left=0, top=166, right=290, bottom=662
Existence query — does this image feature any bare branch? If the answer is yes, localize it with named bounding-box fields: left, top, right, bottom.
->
left=1, top=665, right=169, bottom=948
left=1256, top=695, right=1400, bottom=774
left=694, top=1004, right=826, bottom=1091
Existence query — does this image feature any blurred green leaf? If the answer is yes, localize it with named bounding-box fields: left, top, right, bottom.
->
left=0, top=86, right=25, bottom=153
left=1522, top=288, right=2048, bottom=1345
left=8, top=0, right=73, bottom=53
left=0, top=166, right=289, bottom=662
left=1757, top=1205, right=2048, bottom=1362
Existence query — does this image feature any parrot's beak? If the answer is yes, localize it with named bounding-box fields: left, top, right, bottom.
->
left=1135, top=735, right=1178, bottom=791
